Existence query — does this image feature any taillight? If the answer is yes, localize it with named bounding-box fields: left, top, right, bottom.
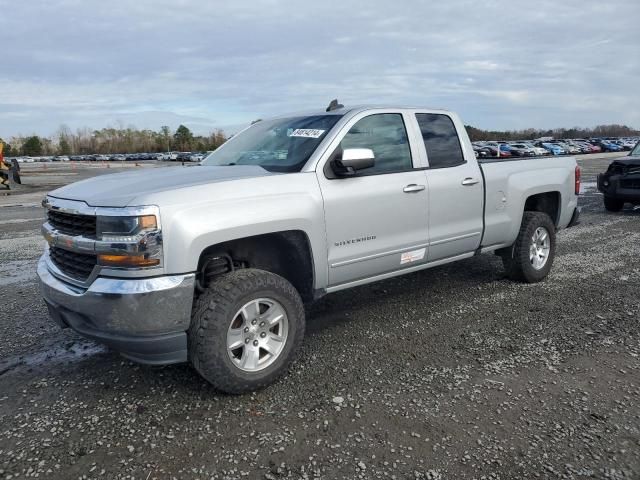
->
left=574, top=165, right=581, bottom=195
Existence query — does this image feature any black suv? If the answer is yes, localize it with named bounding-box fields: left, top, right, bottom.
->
left=597, top=141, right=640, bottom=211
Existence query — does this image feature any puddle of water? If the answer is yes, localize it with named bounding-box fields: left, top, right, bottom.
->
left=1, top=340, right=107, bottom=375
left=23, top=341, right=107, bottom=367
left=0, top=218, right=41, bottom=225
left=0, top=260, right=37, bottom=286
left=0, top=235, right=45, bottom=258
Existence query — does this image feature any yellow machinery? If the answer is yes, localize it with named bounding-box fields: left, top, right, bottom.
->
left=0, top=142, right=21, bottom=189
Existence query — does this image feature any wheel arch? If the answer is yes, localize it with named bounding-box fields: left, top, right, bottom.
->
left=196, top=230, right=316, bottom=302
left=523, top=191, right=561, bottom=226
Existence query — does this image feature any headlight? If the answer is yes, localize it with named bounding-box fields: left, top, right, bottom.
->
left=95, top=212, right=162, bottom=269
left=96, top=215, right=157, bottom=242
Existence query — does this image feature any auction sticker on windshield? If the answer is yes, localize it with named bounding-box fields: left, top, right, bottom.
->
left=289, top=129, right=325, bottom=138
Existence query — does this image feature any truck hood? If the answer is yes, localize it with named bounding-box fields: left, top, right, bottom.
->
left=609, top=155, right=640, bottom=167
left=49, top=165, right=273, bottom=207
left=605, top=155, right=640, bottom=174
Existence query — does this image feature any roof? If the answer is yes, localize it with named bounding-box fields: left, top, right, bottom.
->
left=270, top=104, right=452, bottom=119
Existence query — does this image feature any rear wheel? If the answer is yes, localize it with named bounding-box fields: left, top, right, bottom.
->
left=188, top=269, right=305, bottom=394
left=603, top=196, right=624, bottom=212
left=502, top=212, right=556, bottom=283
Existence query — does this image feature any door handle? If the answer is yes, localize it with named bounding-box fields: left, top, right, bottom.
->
left=403, top=184, right=425, bottom=193
left=461, top=177, right=480, bottom=186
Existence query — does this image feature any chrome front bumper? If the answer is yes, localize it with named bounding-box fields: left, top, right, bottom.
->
left=37, top=255, right=196, bottom=365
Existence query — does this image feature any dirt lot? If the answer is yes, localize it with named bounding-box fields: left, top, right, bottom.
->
left=1, top=155, right=638, bottom=479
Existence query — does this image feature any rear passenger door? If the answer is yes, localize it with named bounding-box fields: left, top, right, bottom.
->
left=413, top=113, right=484, bottom=261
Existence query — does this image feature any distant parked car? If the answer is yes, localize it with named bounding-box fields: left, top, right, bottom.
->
left=508, top=143, right=536, bottom=157
left=568, top=141, right=593, bottom=154
left=580, top=142, right=601, bottom=153
left=537, top=142, right=565, bottom=156
left=473, top=146, right=489, bottom=158
left=524, top=143, right=549, bottom=156
left=593, top=140, right=623, bottom=152
left=482, top=143, right=512, bottom=156
left=614, top=139, right=636, bottom=151
left=480, top=145, right=511, bottom=158
left=557, top=142, right=581, bottom=154
left=554, top=142, right=575, bottom=154
left=189, top=152, right=204, bottom=162
left=176, top=152, right=192, bottom=161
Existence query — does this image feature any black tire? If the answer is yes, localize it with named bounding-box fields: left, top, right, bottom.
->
left=603, top=196, right=624, bottom=212
left=502, top=212, right=556, bottom=283
left=11, top=169, right=21, bottom=185
left=188, top=268, right=305, bottom=394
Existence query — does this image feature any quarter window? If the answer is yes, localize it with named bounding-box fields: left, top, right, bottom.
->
left=339, top=114, right=413, bottom=174
left=415, top=113, right=465, bottom=168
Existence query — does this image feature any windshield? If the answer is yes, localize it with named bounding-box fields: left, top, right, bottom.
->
left=202, top=115, right=343, bottom=172
left=631, top=141, right=640, bottom=156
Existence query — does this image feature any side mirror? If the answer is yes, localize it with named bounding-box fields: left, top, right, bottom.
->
left=331, top=148, right=375, bottom=177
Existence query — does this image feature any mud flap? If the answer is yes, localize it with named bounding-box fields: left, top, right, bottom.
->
left=567, top=207, right=581, bottom=228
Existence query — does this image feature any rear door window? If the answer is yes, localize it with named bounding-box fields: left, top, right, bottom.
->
left=415, top=113, right=465, bottom=168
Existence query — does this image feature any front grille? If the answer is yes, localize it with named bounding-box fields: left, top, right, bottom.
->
left=50, top=246, right=97, bottom=281
left=47, top=210, right=96, bottom=237
left=621, top=178, right=640, bottom=189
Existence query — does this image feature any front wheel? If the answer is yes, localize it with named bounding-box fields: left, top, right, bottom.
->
left=188, top=269, right=305, bottom=394
left=502, top=212, right=556, bottom=283
left=603, top=196, right=624, bottom=212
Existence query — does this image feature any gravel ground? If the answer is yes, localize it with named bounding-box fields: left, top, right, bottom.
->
left=1, top=155, right=639, bottom=479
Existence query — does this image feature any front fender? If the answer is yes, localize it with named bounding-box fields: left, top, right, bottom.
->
left=155, top=173, right=328, bottom=289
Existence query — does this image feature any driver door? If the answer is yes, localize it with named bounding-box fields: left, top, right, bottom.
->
left=316, top=111, right=430, bottom=287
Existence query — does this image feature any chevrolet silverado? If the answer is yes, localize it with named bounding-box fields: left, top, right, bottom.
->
left=38, top=103, right=581, bottom=393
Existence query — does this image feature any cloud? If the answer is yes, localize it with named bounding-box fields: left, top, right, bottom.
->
left=463, top=61, right=500, bottom=72
left=0, top=0, right=638, bottom=137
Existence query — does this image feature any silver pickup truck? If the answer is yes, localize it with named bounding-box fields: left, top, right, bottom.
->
left=38, top=104, right=580, bottom=393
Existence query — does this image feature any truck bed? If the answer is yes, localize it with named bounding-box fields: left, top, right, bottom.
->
left=478, top=155, right=578, bottom=249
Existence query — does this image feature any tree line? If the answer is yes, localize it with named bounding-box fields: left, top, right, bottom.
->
left=2, top=122, right=638, bottom=158
left=0, top=124, right=227, bottom=157
left=464, top=124, right=640, bottom=142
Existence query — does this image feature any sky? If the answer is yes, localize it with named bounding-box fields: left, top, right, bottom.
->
left=1, top=0, right=639, bottom=138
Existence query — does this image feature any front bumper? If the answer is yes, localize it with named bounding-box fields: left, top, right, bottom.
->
left=597, top=174, right=640, bottom=202
left=37, top=255, right=195, bottom=365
